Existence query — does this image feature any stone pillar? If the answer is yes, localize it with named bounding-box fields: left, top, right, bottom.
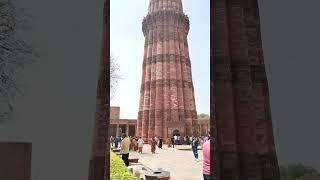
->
left=212, top=0, right=280, bottom=179
left=116, top=124, right=119, bottom=137
left=126, top=124, right=129, bottom=136
left=154, top=26, right=164, bottom=137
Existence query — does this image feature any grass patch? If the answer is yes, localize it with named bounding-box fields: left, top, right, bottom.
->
left=110, top=151, right=138, bottom=180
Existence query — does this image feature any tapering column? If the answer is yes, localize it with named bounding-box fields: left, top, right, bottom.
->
left=138, top=0, right=198, bottom=140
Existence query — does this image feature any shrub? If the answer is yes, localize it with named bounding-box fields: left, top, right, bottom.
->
left=110, top=151, right=138, bottom=180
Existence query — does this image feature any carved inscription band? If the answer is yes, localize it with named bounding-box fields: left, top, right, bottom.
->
left=143, top=54, right=191, bottom=67
left=140, top=79, right=194, bottom=92
left=138, top=109, right=197, bottom=119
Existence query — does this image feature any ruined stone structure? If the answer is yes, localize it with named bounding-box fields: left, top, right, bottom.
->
left=212, top=0, right=280, bottom=179
left=109, top=106, right=209, bottom=138
left=137, top=0, right=199, bottom=141
left=109, top=107, right=137, bottom=137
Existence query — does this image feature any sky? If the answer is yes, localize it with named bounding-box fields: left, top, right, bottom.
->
left=110, top=0, right=210, bottom=119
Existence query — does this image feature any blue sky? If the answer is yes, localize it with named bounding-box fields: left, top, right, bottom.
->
left=110, top=0, right=210, bottom=119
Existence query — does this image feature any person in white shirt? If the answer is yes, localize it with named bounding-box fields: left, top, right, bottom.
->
left=137, top=137, right=144, bottom=154
left=174, top=135, right=178, bottom=146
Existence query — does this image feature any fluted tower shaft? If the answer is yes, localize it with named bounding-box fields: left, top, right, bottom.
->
left=137, top=0, right=198, bottom=141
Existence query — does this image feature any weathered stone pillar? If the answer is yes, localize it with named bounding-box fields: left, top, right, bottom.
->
left=126, top=124, right=129, bottom=136
left=212, top=0, right=280, bottom=179
left=116, top=124, right=119, bottom=137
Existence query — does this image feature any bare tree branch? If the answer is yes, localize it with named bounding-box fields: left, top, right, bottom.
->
left=110, top=54, right=121, bottom=100
left=0, top=0, right=38, bottom=121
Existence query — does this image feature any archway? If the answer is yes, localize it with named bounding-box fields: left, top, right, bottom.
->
left=172, top=129, right=180, bottom=136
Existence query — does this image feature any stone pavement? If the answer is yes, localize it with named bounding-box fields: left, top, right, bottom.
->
left=129, top=144, right=203, bottom=180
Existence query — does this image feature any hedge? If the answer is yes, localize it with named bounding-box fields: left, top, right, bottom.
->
left=110, top=151, right=138, bottom=180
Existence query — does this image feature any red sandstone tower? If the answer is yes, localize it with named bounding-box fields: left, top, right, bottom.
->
left=137, top=0, right=199, bottom=140
left=212, top=0, right=280, bottom=179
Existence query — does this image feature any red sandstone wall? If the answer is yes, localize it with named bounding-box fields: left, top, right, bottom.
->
left=212, top=0, right=280, bottom=179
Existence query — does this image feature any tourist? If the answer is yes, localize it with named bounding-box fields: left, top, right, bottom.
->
left=155, top=136, right=158, bottom=144
left=110, top=136, right=114, bottom=148
left=114, top=136, right=119, bottom=148
left=167, top=138, right=172, bottom=148
left=191, top=137, right=199, bottom=161
left=120, top=133, right=131, bottom=166
left=131, top=137, right=137, bottom=152
left=137, top=137, right=144, bottom=153
left=158, top=136, right=163, bottom=149
left=134, top=137, right=138, bottom=151
left=200, top=137, right=204, bottom=146
left=204, top=136, right=208, bottom=142
left=171, top=136, right=175, bottom=148
left=174, top=135, right=178, bottom=146
left=202, top=134, right=210, bottom=180
left=150, top=138, right=156, bottom=154
left=186, top=135, right=190, bottom=145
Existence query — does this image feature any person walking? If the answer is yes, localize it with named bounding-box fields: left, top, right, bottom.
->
left=131, top=137, right=136, bottom=151
left=132, top=137, right=138, bottom=151
left=186, top=135, right=190, bottom=145
left=191, top=137, right=199, bottom=161
left=174, top=135, right=178, bottom=146
left=110, top=136, right=114, bottom=148
left=137, top=137, right=144, bottom=153
left=150, top=138, right=156, bottom=154
left=202, top=136, right=210, bottom=180
left=120, top=133, right=131, bottom=166
left=114, top=136, right=119, bottom=148
left=171, top=136, right=175, bottom=148
left=167, top=138, right=172, bottom=148
left=158, top=137, right=163, bottom=149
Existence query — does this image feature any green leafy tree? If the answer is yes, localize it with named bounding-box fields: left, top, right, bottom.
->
left=280, top=163, right=320, bottom=180
left=197, top=113, right=209, bottom=120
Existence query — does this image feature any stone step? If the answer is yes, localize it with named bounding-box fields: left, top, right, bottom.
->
left=112, top=148, right=121, bottom=152
left=129, top=157, right=139, bottom=163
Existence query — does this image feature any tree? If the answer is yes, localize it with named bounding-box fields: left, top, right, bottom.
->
left=197, top=113, right=210, bottom=120
left=110, top=55, right=120, bottom=100
left=280, top=163, right=320, bottom=180
left=0, top=0, right=38, bottom=121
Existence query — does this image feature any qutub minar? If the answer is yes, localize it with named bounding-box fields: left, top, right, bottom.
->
left=137, top=0, right=199, bottom=140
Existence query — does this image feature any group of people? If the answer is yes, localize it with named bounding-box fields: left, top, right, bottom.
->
left=130, top=136, right=164, bottom=154
left=110, top=135, right=145, bottom=153
left=111, top=133, right=212, bottom=180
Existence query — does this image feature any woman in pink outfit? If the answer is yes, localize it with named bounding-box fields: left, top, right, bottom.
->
left=202, top=136, right=210, bottom=180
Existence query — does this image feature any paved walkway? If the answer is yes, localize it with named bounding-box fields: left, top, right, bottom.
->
left=129, top=145, right=203, bottom=180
